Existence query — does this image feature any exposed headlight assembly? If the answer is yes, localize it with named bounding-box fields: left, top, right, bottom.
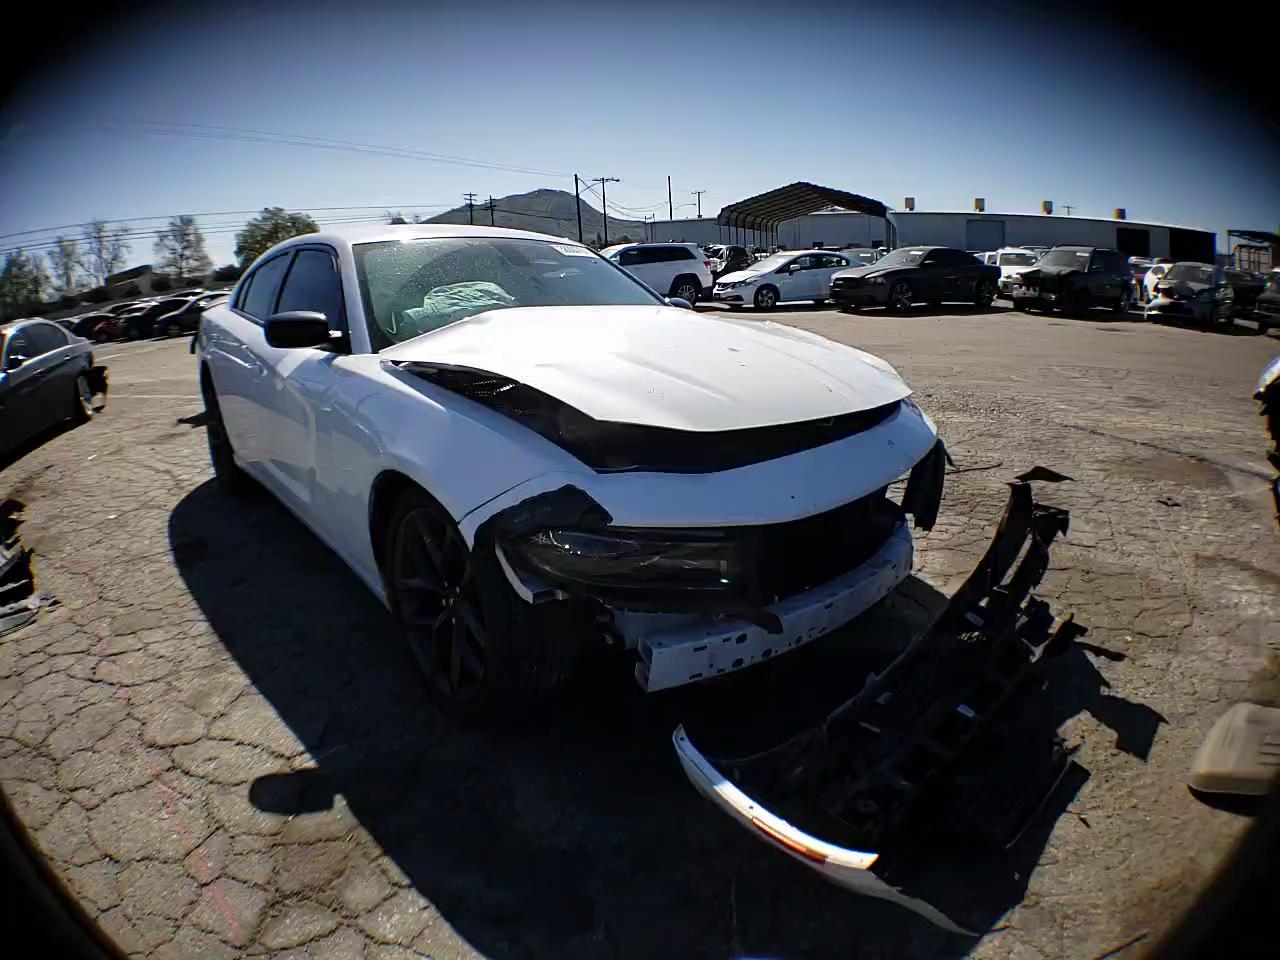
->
left=512, top=528, right=742, bottom=592
left=865, top=275, right=886, bottom=285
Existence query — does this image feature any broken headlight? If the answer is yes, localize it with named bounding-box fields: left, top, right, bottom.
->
left=512, top=529, right=742, bottom=592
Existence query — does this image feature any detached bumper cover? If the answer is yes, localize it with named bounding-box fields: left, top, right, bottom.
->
left=673, top=479, right=1086, bottom=931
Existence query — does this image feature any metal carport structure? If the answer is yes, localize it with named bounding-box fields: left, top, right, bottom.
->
left=717, top=182, right=893, bottom=250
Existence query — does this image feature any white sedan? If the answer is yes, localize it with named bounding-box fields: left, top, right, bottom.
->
left=712, top=250, right=858, bottom=309
left=197, top=225, right=944, bottom=714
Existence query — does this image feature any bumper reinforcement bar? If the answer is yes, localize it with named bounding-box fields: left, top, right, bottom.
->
left=673, top=477, right=1087, bottom=932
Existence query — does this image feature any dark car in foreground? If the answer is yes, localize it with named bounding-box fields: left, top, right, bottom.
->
left=830, top=245, right=999, bottom=313
left=1010, top=246, right=1132, bottom=314
left=153, top=292, right=229, bottom=337
left=0, top=319, right=107, bottom=455
left=119, top=297, right=199, bottom=340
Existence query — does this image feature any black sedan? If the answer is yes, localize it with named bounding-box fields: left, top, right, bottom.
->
left=830, top=246, right=999, bottom=313
left=119, top=297, right=198, bottom=340
left=1254, top=273, right=1280, bottom=333
left=152, top=292, right=228, bottom=337
left=0, top=319, right=107, bottom=456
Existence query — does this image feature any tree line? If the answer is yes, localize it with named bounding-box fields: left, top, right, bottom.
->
left=0, top=207, right=320, bottom=321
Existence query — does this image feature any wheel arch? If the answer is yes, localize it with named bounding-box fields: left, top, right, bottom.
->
left=668, top=272, right=703, bottom=296
left=367, top=469, right=450, bottom=584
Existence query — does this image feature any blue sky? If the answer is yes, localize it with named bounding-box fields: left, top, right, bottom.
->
left=2, top=0, right=1277, bottom=269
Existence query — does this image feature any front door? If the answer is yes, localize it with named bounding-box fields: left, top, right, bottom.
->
left=781, top=255, right=822, bottom=300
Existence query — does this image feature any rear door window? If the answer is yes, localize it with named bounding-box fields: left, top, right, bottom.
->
left=239, top=254, right=293, bottom=320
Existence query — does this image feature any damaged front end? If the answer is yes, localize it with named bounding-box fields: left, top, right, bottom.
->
left=472, top=440, right=949, bottom=692
left=673, top=479, right=1085, bottom=932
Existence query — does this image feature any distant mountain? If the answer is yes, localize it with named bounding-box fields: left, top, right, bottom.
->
left=425, top=188, right=646, bottom=246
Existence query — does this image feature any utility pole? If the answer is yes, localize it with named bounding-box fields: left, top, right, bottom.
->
left=573, top=175, right=584, bottom=243
left=691, top=189, right=706, bottom=218
left=463, top=193, right=477, bottom=225
left=1062, top=203, right=1075, bottom=216
left=667, top=176, right=673, bottom=220
left=486, top=196, right=496, bottom=226
left=643, top=214, right=655, bottom=242
left=592, top=177, right=619, bottom=246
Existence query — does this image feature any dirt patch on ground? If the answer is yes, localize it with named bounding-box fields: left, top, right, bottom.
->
left=1108, top=450, right=1231, bottom=490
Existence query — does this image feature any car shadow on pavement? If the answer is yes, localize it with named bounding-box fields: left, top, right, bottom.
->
left=168, top=480, right=1161, bottom=958
left=0, top=419, right=79, bottom=472
left=1144, top=314, right=1268, bottom=337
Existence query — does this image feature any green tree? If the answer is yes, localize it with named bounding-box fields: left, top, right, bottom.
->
left=76, top=219, right=131, bottom=286
left=46, top=236, right=82, bottom=297
left=154, top=215, right=212, bottom=281
left=234, top=208, right=319, bottom=267
left=0, top=249, right=49, bottom=320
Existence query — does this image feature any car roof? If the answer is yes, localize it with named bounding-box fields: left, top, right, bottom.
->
left=272, top=223, right=579, bottom=255
left=995, top=246, right=1037, bottom=254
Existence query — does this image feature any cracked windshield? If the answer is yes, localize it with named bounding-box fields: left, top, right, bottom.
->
left=0, top=2, right=1277, bottom=958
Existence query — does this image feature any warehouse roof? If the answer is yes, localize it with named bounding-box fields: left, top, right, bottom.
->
left=718, top=182, right=889, bottom=230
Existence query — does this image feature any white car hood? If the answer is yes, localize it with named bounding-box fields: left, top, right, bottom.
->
left=999, top=265, right=1033, bottom=279
left=382, top=305, right=912, bottom=432
left=716, top=269, right=765, bottom=285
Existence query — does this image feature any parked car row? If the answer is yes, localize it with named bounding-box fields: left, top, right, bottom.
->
left=59, top=290, right=228, bottom=343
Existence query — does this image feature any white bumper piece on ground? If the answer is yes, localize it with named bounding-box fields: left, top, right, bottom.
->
left=672, top=726, right=972, bottom=934
left=627, top=522, right=913, bottom=692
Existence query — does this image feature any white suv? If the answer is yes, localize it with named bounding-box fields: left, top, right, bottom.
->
left=993, top=247, right=1041, bottom=298
left=602, top=243, right=714, bottom=305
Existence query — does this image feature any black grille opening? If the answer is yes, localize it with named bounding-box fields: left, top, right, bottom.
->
left=749, top=492, right=903, bottom=603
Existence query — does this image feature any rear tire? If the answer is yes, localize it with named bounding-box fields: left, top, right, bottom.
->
left=671, top=276, right=701, bottom=305
left=71, top=373, right=94, bottom=424
left=200, top=371, right=252, bottom=497
left=382, top=487, right=579, bottom=717
left=754, top=285, right=779, bottom=311
left=1113, top=287, right=1131, bottom=315
left=974, top=279, right=996, bottom=308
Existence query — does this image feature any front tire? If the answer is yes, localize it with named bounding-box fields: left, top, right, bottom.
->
left=887, top=280, right=914, bottom=313
left=200, top=371, right=252, bottom=497
left=383, top=489, right=578, bottom=716
left=754, top=285, right=779, bottom=310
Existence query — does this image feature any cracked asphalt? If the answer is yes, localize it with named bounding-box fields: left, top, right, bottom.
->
left=1, top=305, right=1278, bottom=959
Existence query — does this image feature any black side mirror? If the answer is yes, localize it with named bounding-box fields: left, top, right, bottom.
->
left=265, top=311, right=333, bottom=349
left=666, top=297, right=693, bottom=310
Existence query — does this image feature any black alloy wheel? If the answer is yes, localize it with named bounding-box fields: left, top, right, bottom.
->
left=887, top=280, right=914, bottom=313
left=390, top=504, right=489, bottom=703
left=974, top=278, right=997, bottom=308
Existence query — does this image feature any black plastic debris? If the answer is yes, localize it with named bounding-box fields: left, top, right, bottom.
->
left=0, top=500, right=56, bottom=638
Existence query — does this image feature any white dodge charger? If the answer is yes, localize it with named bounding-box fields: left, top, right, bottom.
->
left=197, top=224, right=946, bottom=714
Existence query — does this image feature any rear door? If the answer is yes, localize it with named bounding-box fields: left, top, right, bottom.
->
left=948, top=249, right=986, bottom=300
left=1086, top=251, right=1119, bottom=304
left=21, top=322, right=79, bottom=429
left=816, top=253, right=852, bottom=297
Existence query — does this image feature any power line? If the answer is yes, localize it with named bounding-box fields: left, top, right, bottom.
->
left=0, top=203, right=455, bottom=244
left=39, top=120, right=570, bottom=179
